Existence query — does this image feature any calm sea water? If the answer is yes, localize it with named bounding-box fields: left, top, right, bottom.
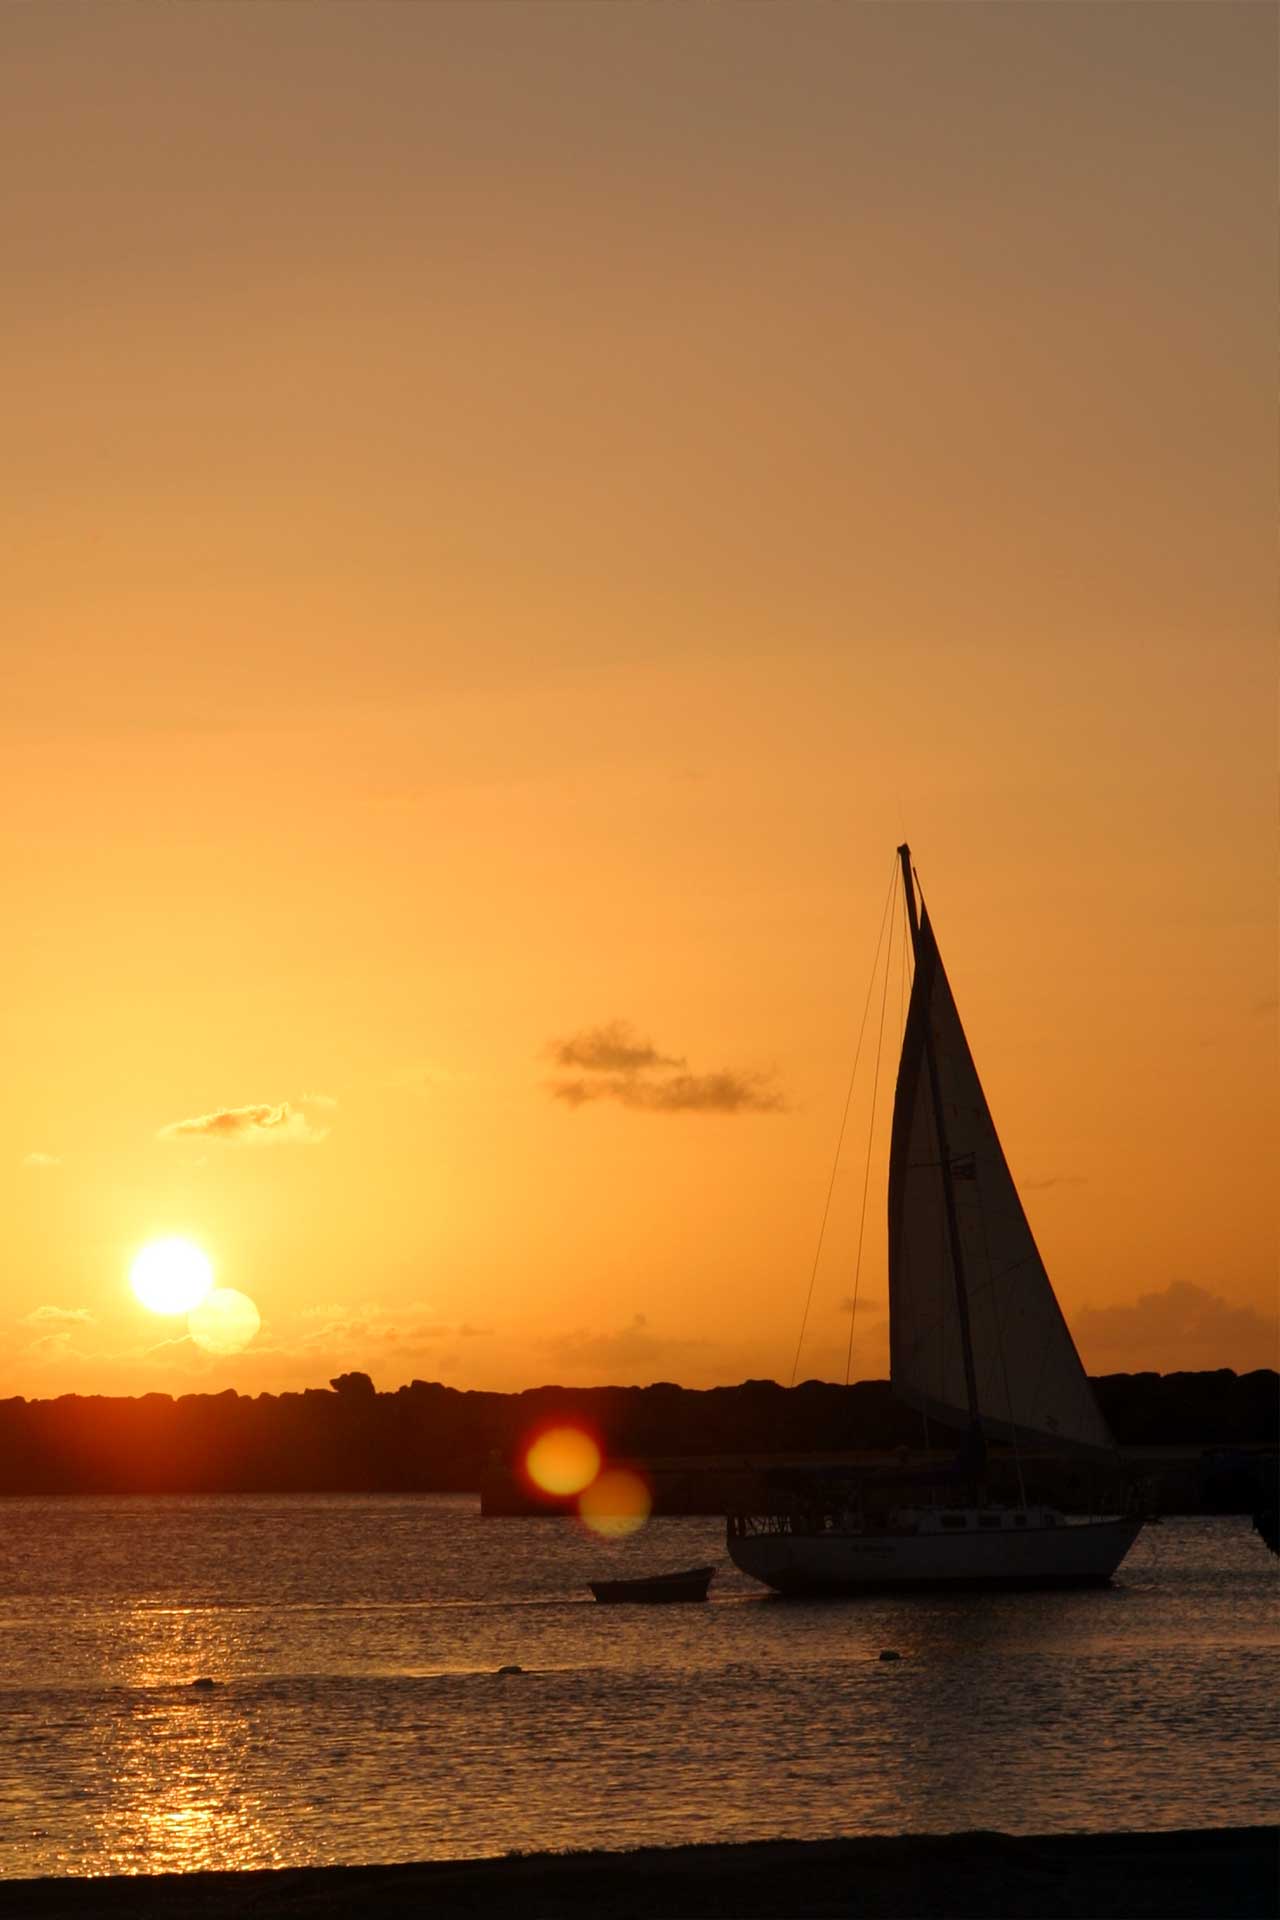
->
left=0, top=1498, right=1274, bottom=1877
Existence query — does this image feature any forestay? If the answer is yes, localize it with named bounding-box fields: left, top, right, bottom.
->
left=888, top=905, right=1114, bottom=1456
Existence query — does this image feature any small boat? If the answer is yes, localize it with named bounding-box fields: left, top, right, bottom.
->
left=727, top=845, right=1144, bottom=1596
left=588, top=1565, right=715, bottom=1604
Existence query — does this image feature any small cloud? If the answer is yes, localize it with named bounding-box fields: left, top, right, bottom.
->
left=547, top=1017, right=782, bottom=1115
left=142, top=1331, right=194, bottom=1356
left=23, top=1331, right=81, bottom=1359
left=838, top=1294, right=884, bottom=1314
left=158, top=1100, right=329, bottom=1146
left=1023, top=1174, right=1088, bottom=1192
left=552, top=1069, right=782, bottom=1114
left=21, top=1152, right=61, bottom=1169
left=267, top=1301, right=484, bottom=1367
left=540, top=1313, right=710, bottom=1375
left=21, top=1305, right=94, bottom=1327
left=552, top=1021, right=684, bottom=1074
left=298, top=1090, right=339, bottom=1109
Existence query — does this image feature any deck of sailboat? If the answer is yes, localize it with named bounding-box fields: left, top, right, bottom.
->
left=732, top=1504, right=1127, bottom=1535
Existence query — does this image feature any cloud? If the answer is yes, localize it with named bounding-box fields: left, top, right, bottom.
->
left=23, top=1331, right=82, bottom=1360
left=552, top=1069, right=782, bottom=1113
left=21, top=1152, right=61, bottom=1168
left=539, top=1312, right=711, bottom=1376
left=1075, top=1281, right=1279, bottom=1373
left=1023, top=1174, right=1088, bottom=1192
left=552, top=1021, right=684, bottom=1074
left=21, top=1305, right=94, bottom=1327
left=548, top=1019, right=784, bottom=1115
left=158, top=1100, right=329, bottom=1145
left=838, top=1294, right=884, bottom=1314
left=274, top=1302, right=490, bottom=1363
left=141, top=1332, right=196, bottom=1358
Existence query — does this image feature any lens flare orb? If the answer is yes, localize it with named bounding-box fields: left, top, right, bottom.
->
left=578, top=1467, right=653, bottom=1538
left=188, top=1287, right=261, bottom=1356
left=129, top=1239, right=214, bottom=1315
left=524, top=1426, right=602, bottom=1498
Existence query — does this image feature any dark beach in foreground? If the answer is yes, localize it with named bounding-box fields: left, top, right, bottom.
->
left=1, top=1828, right=1274, bottom=1919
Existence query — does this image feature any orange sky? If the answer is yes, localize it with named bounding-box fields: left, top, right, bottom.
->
left=4, top=2, right=1276, bottom=1399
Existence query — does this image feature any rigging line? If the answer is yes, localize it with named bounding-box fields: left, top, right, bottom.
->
left=845, top=872, right=897, bottom=1386
left=788, top=855, right=898, bottom=1389
left=899, top=880, right=910, bottom=1045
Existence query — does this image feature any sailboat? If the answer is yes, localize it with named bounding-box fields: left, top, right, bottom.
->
left=727, top=845, right=1143, bottom=1594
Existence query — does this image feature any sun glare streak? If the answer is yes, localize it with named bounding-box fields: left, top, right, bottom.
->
left=577, top=1467, right=652, bottom=1538
left=129, top=1239, right=214, bottom=1315
left=523, top=1426, right=602, bottom=1498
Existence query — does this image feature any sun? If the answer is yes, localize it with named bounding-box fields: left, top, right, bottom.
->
left=129, top=1238, right=215, bottom=1315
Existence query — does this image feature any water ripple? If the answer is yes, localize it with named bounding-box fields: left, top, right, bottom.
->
left=0, top=1499, right=1273, bottom=1875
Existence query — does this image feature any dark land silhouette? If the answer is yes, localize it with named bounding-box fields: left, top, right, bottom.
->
left=0, top=1827, right=1274, bottom=1919
left=0, top=1369, right=1272, bottom=1507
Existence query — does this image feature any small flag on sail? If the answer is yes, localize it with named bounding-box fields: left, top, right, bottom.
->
left=950, top=1153, right=978, bottom=1180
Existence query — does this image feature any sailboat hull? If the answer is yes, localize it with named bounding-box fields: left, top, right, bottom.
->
left=726, top=1516, right=1143, bottom=1596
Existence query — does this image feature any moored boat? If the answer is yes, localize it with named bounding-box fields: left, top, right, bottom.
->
left=589, top=1565, right=715, bottom=1604
left=729, top=1504, right=1141, bottom=1594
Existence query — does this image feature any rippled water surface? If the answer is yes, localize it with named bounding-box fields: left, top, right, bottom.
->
left=0, top=1499, right=1274, bottom=1876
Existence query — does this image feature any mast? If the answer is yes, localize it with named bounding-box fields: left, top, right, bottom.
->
left=896, top=844, right=985, bottom=1474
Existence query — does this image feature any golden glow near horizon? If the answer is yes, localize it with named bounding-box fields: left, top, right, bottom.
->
left=3, top=3, right=1276, bottom=1398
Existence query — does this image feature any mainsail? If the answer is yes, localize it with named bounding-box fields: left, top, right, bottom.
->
left=888, top=898, right=1114, bottom=1457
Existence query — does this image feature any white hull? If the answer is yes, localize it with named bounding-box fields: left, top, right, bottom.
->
left=727, top=1515, right=1143, bottom=1595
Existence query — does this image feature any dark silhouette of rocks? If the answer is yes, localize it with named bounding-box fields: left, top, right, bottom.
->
left=0, top=1369, right=1271, bottom=1501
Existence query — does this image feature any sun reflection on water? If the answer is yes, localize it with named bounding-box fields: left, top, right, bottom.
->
left=80, top=1606, right=288, bottom=1875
